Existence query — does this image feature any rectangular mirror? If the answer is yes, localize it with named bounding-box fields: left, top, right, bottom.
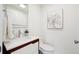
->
left=3, top=4, right=28, bottom=40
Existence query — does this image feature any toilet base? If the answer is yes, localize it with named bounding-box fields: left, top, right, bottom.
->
left=39, top=50, right=43, bottom=54
left=39, top=47, right=54, bottom=54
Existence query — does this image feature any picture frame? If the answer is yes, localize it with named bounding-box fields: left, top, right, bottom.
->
left=47, top=8, right=63, bottom=29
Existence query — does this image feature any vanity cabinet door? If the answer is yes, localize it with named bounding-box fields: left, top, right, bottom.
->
left=12, top=42, right=38, bottom=54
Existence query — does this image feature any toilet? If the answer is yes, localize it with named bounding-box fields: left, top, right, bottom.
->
left=39, top=42, right=54, bottom=54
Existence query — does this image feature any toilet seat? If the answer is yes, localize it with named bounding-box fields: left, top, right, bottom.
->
left=40, top=43, right=54, bottom=53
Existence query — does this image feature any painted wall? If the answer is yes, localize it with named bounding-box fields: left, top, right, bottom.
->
left=40, top=4, right=79, bottom=54
left=0, top=5, right=4, bottom=53
left=28, top=4, right=42, bottom=38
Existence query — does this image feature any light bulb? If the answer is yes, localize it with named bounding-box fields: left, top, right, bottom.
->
left=19, top=4, right=26, bottom=8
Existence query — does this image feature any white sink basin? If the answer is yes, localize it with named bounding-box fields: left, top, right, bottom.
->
left=4, top=35, right=39, bottom=51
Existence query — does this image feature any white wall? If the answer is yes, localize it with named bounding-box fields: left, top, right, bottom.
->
left=0, top=5, right=2, bottom=45
left=0, top=5, right=4, bottom=53
left=40, top=4, right=79, bottom=54
left=28, top=4, right=42, bottom=38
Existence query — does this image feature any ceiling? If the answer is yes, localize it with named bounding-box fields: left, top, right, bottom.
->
left=6, top=4, right=28, bottom=14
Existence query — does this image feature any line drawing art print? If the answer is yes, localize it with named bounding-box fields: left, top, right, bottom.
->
left=47, top=8, right=63, bottom=29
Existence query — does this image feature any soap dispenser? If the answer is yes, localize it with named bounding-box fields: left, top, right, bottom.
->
left=24, top=30, right=29, bottom=36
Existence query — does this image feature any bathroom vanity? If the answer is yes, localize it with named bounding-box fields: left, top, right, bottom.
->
left=3, top=35, right=39, bottom=54
left=3, top=4, right=39, bottom=54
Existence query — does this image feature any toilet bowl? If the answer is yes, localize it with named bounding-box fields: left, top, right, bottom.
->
left=39, top=43, right=54, bottom=54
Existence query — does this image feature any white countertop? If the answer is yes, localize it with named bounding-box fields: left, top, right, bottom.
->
left=4, top=35, right=39, bottom=51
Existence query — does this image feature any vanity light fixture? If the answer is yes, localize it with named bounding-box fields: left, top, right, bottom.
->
left=19, top=4, right=26, bottom=8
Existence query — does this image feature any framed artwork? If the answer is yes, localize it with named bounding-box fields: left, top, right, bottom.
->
left=47, top=8, right=63, bottom=29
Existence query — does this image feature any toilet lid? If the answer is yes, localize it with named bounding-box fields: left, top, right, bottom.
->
left=40, top=43, right=54, bottom=51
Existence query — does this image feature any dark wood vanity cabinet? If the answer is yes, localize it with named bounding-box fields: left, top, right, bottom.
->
left=3, top=39, right=39, bottom=54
